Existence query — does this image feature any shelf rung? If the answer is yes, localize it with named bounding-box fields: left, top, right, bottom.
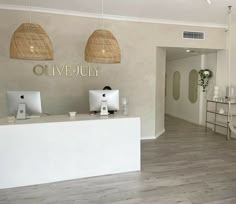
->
left=206, top=121, right=228, bottom=128
left=207, top=110, right=236, bottom=117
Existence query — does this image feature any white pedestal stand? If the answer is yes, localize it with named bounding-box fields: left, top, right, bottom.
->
left=16, top=104, right=26, bottom=120
left=100, top=101, right=109, bottom=116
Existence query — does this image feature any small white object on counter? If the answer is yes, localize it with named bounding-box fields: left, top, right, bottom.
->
left=69, top=111, right=77, bottom=117
left=7, top=116, right=16, bottom=123
left=121, top=97, right=128, bottom=115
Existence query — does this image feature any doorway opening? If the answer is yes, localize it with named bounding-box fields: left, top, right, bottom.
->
left=164, top=47, right=219, bottom=127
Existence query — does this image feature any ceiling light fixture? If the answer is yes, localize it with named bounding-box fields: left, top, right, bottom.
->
left=186, top=49, right=197, bottom=54
left=206, top=0, right=212, bottom=5
left=10, top=0, right=54, bottom=60
left=85, top=0, right=121, bottom=64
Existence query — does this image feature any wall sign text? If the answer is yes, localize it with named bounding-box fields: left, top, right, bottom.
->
left=33, top=64, right=99, bottom=77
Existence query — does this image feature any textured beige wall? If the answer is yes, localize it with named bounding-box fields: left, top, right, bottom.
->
left=166, top=55, right=202, bottom=124
left=215, top=22, right=236, bottom=137
left=0, top=9, right=226, bottom=138
left=155, top=48, right=166, bottom=137
left=216, top=22, right=236, bottom=93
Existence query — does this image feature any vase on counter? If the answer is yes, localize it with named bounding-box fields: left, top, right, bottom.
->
left=121, top=97, right=128, bottom=115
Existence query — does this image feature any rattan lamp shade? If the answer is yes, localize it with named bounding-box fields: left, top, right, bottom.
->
left=85, top=30, right=121, bottom=64
left=10, top=23, right=54, bottom=60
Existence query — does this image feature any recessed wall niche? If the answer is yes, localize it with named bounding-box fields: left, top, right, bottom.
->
left=173, top=71, right=180, bottom=100
left=189, top=69, right=198, bottom=104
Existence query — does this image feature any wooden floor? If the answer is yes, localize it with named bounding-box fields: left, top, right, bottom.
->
left=1, top=115, right=236, bottom=204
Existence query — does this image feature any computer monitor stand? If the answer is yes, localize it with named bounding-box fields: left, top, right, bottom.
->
left=17, top=103, right=26, bottom=120
left=100, top=101, right=109, bottom=116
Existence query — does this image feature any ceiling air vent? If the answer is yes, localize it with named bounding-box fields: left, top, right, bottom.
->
left=183, top=31, right=205, bottom=40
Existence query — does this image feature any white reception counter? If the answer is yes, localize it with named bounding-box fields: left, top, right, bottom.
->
left=0, top=114, right=140, bottom=189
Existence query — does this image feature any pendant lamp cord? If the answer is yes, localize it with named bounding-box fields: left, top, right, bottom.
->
left=28, top=0, right=34, bottom=50
left=29, top=0, right=32, bottom=24
left=102, top=0, right=104, bottom=29
left=101, top=0, right=105, bottom=53
left=228, top=6, right=233, bottom=122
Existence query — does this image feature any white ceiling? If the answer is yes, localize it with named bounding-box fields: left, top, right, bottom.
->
left=166, top=47, right=218, bottom=61
left=0, top=0, right=235, bottom=27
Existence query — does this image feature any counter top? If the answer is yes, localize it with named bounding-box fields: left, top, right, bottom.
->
left=0, top=114, right=139, bottom=126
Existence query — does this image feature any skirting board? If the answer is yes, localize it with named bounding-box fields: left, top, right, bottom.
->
left=141, top=129, right=165, bottom=140
left=156, top=129, right=166, bottom=139
left=166, top=113, right=201, bottom=126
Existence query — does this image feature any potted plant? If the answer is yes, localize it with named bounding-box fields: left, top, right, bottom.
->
left=199, top=69, right=213, bottom=92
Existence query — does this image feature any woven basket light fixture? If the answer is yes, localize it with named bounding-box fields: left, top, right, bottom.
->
left=85, top=29, right=121, bottom=64
left=10, top=23, right=54, bottom=60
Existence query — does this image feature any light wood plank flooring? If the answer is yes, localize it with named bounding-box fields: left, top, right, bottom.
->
left=1, top=115, right=236, bottom=204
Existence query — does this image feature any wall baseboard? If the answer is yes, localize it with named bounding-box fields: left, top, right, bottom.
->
left=141, top=129, right=165, bottom=140
left=156, top=129, right=166, bottom=139
left=166, top=113, right=201, bottom=126
left=141, top=136, right=157, bottom=140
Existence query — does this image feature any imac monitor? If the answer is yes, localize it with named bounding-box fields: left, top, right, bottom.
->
left=7, top=91, right=42, bottom=119
left=89, top=90, right=119, bottom=115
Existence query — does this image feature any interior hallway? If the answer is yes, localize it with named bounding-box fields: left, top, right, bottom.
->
left=1, top=116, right=236, bottom=204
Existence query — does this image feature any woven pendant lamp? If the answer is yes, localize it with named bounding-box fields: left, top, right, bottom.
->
left=10, top=23, right=54, bottom=60
left=85, top=29, right=121, bottom=64
left=85, top=0, right=121, bottom=64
